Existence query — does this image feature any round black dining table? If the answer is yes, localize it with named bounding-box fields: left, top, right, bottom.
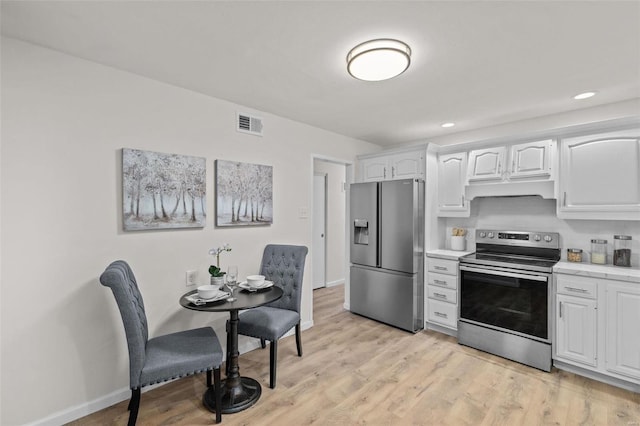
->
left=180, top=285, right=283, bottom=414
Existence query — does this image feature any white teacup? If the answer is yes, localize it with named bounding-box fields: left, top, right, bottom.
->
left=246, top=275, right=265, bottom=288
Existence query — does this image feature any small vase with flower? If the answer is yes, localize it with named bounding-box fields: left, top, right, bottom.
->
left=209, top=244, right=232, bottom=288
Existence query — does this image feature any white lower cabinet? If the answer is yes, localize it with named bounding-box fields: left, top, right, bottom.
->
left=427, top=299, right=457, bottom=329
left=554, top=273, right=640, bottom=389
left=605, top=282, right=640, bottom=380
left=556, top=294, right=597, bottom=367
left=426, top=255, right=460, bottom=333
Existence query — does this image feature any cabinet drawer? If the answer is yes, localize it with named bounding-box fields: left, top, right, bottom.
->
left=427, top=272, right=458, bottom=290
left=427, top=286, right=457, bottom=304
left=427, top=258, right=458, bottom=276
left=427, top=299, right=458, bottom=329
left=556, top=275, right=597, bottom=299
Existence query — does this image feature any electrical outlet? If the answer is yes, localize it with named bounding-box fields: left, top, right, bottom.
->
left=185, top=270, right=198, bottom=287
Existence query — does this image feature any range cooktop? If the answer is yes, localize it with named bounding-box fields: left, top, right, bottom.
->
left=459, top=229, right=561, bottom=273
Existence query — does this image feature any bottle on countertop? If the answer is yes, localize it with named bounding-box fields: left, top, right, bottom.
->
left=567, top=248, right=583, bottom=263
left=613, top=235, right=632, bottom=267
left=590, top=239, right=607, bottom=265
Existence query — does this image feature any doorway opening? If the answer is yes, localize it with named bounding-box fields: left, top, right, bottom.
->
left=311, top=156, right=352, bottom=323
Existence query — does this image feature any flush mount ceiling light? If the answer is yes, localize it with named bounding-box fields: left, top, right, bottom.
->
left=347, top=39, right=411, bottom=81
left=573, top=91, right=596, bottom=100
left=441, top=122, right=456, bottom=128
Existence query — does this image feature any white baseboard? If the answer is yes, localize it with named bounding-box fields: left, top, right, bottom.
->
left=326, top=279, right=344, bottom=288
left=553, top=360, right=640, bottom=393
left=25, top=387, right=131, bottom=426
left=30, top=320, right=316, bottom=425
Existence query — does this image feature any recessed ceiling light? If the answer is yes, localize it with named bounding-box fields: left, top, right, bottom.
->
left=573, top=91, right=596, bottom=100
left=347, top=39, right=411, bottom=82
left=441, top=122, right=455, bottom=128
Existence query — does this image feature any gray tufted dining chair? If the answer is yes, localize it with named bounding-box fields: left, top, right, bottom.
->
left=235, top=244, right=308, bottom=389
left=100, top=260, right=223, bottom=425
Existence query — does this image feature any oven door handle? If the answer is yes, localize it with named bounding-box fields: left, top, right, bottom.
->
left=459, top=265, right=549, bottom=282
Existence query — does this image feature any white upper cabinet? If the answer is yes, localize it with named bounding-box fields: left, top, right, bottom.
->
left=467, top=139, right=555, bottom=183
left=465, top=139, right=556, bottom=200
left=437, top=152, right=469, bottom=216
left=467, top=146, right=506, bottom=182
left=360, top=157, right=388, bottom=181
left=509, top=140, right=554, bottom=179
left=558, top=128, right=640, bottom=220
left=360, top=149, right=424, bottom=182
left=390, top=152, right=424, bottom=180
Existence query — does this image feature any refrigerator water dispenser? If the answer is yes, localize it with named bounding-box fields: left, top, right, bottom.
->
left=354, top=219, right=369, bottom=245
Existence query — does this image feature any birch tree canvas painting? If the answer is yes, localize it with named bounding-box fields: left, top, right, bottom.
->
left=123, top=148, right=206, bottom=230
left=215, top=160, right=273, bottom=227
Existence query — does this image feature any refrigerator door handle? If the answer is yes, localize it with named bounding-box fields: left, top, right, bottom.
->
left=377, top=182, right=382, bottom=268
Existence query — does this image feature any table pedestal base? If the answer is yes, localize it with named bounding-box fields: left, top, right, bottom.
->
left=203, top=377, right=262, bottom=414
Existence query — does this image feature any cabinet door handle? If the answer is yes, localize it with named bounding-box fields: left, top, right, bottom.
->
left=434, top=312, right=448, bottom=318
left=565, top=286, right=588, bottom=293
left=434, top=266, right=447, bottom=271
left=383, top=167, right=387, bottom=179
left=563, top=192, right=567, bottom=207
left=559, top=301, right=563, bottom=318
left=433, top=279, right=447, bottom=285
left=433, top=292, right=447, bottom=299
left=461, top=195, right=465, bottom=206
left=391, top=166, right=395, bottom=178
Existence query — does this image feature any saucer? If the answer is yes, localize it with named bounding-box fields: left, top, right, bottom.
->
left=239, top=280, right=274, bottom=292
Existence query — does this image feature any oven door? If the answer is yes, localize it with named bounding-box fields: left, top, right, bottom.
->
left=459, top=264, right=551, bottom=342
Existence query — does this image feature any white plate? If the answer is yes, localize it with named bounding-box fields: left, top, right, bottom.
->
left=186, top=291, right=230, bottom=304
left=239, top=280, right=274, bottom=291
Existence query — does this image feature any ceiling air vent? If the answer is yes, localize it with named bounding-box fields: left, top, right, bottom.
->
left=236, top=112, right=263, bottom=136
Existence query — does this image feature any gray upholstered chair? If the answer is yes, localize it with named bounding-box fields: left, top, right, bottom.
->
left=100, top=260, right=223, bottom=425
left=235, top=244, right=308, bottom=389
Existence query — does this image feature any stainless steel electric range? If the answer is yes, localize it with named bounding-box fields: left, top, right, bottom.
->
left=458, top=229, right=560, bottom=372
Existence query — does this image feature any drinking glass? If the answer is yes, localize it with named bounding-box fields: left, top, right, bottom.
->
left=226, top=266, right=238, bottom=302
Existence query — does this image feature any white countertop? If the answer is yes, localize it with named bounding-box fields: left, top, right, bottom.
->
left=554, top=261, right=640, bottom=284
left=426, top=249, right=473, bottom=260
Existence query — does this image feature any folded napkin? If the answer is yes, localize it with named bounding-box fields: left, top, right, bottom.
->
left=186, top=291, right=230, bottom=304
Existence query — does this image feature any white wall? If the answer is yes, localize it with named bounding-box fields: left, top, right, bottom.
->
left=0, top=37, right=380, bottom=425
left=313, top=160, right=346, bottom=286
left=443, top=196, right=640, bottom=266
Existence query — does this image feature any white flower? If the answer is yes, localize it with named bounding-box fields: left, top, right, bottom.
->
left=209, top=244, right=232, bottom=266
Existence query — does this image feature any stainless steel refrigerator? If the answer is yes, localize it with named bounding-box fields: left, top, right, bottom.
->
left=349, top=179, right=424, bottom=333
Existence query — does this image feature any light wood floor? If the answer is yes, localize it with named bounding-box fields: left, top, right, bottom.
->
left=71, top=285, right=640, bottom=425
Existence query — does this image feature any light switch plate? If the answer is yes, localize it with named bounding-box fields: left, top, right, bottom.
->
left=186, top=270, right=198, bottom=287
left=298, top=207, right=309, bottom=218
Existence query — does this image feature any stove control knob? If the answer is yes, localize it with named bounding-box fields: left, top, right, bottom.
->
left=479, top=231, right=486, bottom=238
left=487, top=232, right=495, bottom=239
left=533, top=234, right=541, bottom=241
left=544, top=235, right=553, bottom=243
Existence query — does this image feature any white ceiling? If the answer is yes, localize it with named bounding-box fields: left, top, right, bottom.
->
left=2, top=1, right=639, bottom=147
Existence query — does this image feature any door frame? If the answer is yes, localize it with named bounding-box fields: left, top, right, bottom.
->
left=310, top=154, right=353, bottom=323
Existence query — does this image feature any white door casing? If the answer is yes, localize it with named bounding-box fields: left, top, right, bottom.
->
left=312, top=174, right=326, bottom=289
